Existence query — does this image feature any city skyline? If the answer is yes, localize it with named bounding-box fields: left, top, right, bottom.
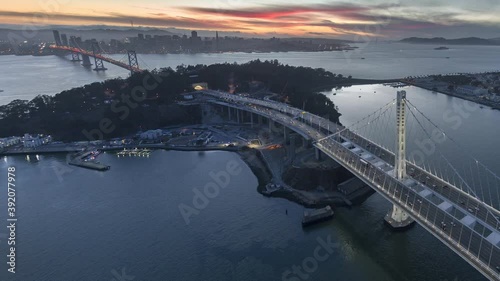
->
left=1, top=0, right=499, bottom=39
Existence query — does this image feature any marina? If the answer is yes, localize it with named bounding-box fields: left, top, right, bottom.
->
left=116, top=148, right=152, bottom=157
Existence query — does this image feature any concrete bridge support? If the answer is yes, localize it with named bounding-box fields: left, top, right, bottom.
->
left=258, top=115, right=263, bottom=126
left=288, top=134, right=297, bottom=160
left=81, top=55, right=92, bottom=67
left=315, top=147, right=322, bottom=161
left=236, top=109, right=240, bottom=123
left=283, top=126, right=290, bottom=143
left=269, top=119, right=276, bottom=133
left=241, top=110, right=247, bottom=123
left=302, top=137, right=311, bottom=149
left=385, top=206, right=413, bottom=228
left=250, top=113, right=254, bottom=128
left=71, top=52, right=81, bottom=62
left=384, top=90, right=414, bottom=229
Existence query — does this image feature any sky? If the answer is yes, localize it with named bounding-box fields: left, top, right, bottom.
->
left=1, top=0, right=499, bottom=39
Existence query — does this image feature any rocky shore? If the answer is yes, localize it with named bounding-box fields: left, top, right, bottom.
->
left=238, top=146, right=374, bottom=209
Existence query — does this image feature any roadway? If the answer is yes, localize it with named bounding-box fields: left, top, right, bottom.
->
left=202, top=90, right=500, bottom=280
left=48, top=45, right=142, bottom=73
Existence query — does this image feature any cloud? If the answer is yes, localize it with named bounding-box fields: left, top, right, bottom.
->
left=183, top=3, right=397, bottom=21
left=0, top=10, right=248, bottom=31
left=0, top=1, right=499, bottom=39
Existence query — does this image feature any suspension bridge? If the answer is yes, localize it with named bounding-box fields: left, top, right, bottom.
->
left=47, top=30, right=142, bottom=74
left=200, top=89, right=500, bottom=281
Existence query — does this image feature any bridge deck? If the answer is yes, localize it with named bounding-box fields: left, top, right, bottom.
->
left=202, top=90, right=500, bottom=280
left=48, top=45, right=142, bottom=73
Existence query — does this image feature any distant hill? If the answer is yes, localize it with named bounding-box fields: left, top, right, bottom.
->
left=400, top=37, right=500, bottom=45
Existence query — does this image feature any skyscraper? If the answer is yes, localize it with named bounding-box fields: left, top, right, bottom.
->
left=215, top=31, right=219, bottom=51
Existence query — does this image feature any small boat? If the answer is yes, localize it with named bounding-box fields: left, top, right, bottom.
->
left=359, top=96, right=362, bottom=98
left=0, top=90, right=4, bottom=93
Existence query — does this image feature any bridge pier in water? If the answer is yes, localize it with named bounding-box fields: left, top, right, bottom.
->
left=81, top=55, right=92, bottom=67
left=384, top=90, right=415, bottom=229
left=71, top=52, right=81, bottom=62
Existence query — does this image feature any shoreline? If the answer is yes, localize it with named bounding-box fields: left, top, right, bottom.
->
left=237, top=148, right=372, bottom=209
left=405, top=80, right=500, bottom=111
left=2, top=49, right=357, bottom=57
left=311, top=78, right=403, bottom=92
left=2, top=143, right=371, bottom=209
left=0, top=144, right=241, bottom=156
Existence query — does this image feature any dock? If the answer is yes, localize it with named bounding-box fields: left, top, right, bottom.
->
left=116, top=148, right=152, bottom=157
left=302, top=205, right=334, bottom=227
left=69, top=160, right=110, bottom=171
left=68, top=150, right=110, bottom=171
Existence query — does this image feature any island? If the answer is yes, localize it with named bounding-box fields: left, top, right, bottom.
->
left=400, top=37, right=500, bottom=46
left=0, top=60, right=398, bottom=209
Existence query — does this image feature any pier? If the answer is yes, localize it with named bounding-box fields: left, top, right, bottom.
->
left=302, top=206, right=334, bottom=227
left=68, top=151, right=110, bottom=171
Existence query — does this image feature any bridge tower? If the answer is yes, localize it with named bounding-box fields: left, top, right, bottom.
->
left=68, top=36, right=81, bottom=61
left=91, top=42, right=107, bottom=71
left=81, top=55, right=92, bottom=67
left=127, top=50, right=139, bottom=75
left=52, top=30, right=62, bottom=46
left=395, top=90, right=407, bottom=180
left=384, top=90, right=415, bottom=229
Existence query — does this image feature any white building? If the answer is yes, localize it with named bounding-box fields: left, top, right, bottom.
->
left=22, top=134, right=51, bottom=148
left=0, top=137, right=21, bottom=149
left=23, top=136, right=43, bottom=148
left=457, top=85, right=488, bottom=96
